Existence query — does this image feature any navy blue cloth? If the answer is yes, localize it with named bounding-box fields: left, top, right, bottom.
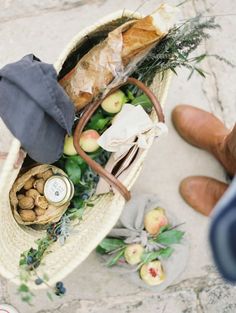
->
left=210, top=176, right=236, bottom=282
left=0, top=54, right=75, bottom=163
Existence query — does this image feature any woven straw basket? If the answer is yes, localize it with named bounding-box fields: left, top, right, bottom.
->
left=0, top=10, right=172, bottom=287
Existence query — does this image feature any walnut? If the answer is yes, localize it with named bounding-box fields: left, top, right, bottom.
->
left=34, top=207, right=46, bottom=216
left=17, top=194, right=24, bottom=200
left=35, top=195, right=48, bottom=210
left=19, top=209, right=36, bottom=222
left=18, top=196, right=34, bottom=210
left=34, top=179, right=45, bottom=194
left=23, top=177, right=35, bottom=190
left=37, top=169, right=53, bottom=181
left=26, top=189, right=40, bottom=200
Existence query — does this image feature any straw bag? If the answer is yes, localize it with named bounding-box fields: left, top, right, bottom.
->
left=0, top=10, right=172, bottom=286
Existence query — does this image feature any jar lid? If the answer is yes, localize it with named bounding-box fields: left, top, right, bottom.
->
left=44, top=175, right=74, bottom=206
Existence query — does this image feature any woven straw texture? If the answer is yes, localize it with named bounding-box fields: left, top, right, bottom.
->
left=0, top=10, right=172, bottom=287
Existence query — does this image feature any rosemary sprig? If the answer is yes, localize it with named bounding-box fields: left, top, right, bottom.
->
left=18, top=233, right=66, bottom=304
left=131, top=15, right=233, bottom=87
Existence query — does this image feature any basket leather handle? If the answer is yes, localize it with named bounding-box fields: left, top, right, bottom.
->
left=73, top=77, right=165, bottom=201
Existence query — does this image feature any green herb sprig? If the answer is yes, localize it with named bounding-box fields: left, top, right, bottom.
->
left=97, top=224, right=185, bottom=268
left=18, top=232, right=66, bottom=304
left=130, top=15, right=233, bottom=89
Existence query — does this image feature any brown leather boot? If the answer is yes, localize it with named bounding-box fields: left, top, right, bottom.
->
left=180, top=176, right=228, bottom=216
left=172, top=105, right=236, bottom=176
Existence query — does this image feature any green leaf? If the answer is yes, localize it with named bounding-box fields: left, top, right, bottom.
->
left=141, top=247, right=174, bottom=263
left=65, top=159, right=81, bottom=184
left=156, top=229, right=185, bottom=245
left=71, top=197, right=84, bottom=210
left=87, top=203, right=94, bottom=207
left=194, top=53, right=207, bottom=63
left=18, top=283, right=29, bottom=293
left=21, top=295, right=32, bottom=304
left=43, top=273, right=49, bottom=282
left=177, top=51, right=188, bottom=61
left=47, top=291, right=54, bottom=301
left=19, top=258, right=27, bottom=266
left=67, top=154, right=86, bottom=165
left=170, top=67, right=178, bottom=75
left=159, top=225, right=170, bottom=234
left=195, top=67, right=206, bottom=78
left=107, top=249, right=125, bottom=267
left=87, top=112, right=112, bottom=132
left=65, top=155, right=87, bottom=174
left=126, top=90, right=135, bottom=101
left=141, top=250, right=160, bottom=264
left=19, top=269, right=30, bottom=282
left=89, top=148, right=104, bottom=160
left=187, top=68, right=195, bottom=80
left=99, top=238, right=125, bottom=252
left=96, top=245, right=106, bottom=255
left=132, top=94, right=153, bottom=112
left=157, top=247, right=174, bottom=259
left=75, top=207, right=86, bottom=219
left=176, top=0, right=191, bottom=7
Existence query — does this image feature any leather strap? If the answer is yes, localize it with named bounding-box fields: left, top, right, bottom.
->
left=73, top=77, right=165, bottom=201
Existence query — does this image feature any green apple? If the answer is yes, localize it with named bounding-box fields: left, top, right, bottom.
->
left=124, top=244, right=144, bottom=265
left=63, top=135, right=77, bottom=156
left=101, top=90, right=126, bottom=114
left=140, top=260, right=165, bottom=286
left=144, top=208, right=168, bottom=236
left=79, top=129, right=100, bottom=153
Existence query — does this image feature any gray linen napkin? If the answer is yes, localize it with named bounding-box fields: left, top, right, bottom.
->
left=104, top=193, right=189, bottom=291
left=0, top=54, right=75, bottom=163
left=109, top=193, right=169, bottom=247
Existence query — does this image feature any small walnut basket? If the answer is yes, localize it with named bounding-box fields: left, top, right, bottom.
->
left=9, top=165, right=70, bottom=226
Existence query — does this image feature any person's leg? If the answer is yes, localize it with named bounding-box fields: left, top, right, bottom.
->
left=180, top=176, right=229, bottom=216
left=171, top=104, right=236, bottom=215
left=172, top=105, right=236, bottom=176
left=210, top=175, right=236, bottom=282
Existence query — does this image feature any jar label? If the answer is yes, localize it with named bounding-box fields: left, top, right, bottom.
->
left=44, top=177, right=67, bottom=203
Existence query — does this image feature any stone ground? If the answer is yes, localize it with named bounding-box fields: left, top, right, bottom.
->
left=0, top=0, right=236, bottom=312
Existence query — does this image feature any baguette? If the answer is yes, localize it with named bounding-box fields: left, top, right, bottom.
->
left=60, top=4, right=176, bottom=111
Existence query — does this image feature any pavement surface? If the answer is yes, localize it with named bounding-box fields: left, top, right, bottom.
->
left=0, top=0, right=236, bottom=312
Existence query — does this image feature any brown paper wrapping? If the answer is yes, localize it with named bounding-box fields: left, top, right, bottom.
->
left=59, top=15, right=166, bottom=111
left=10, top=165, right=70, bottom=226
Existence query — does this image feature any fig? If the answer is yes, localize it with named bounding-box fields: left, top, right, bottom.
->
left=63, top=135, right=77, bottom=156
left=140, top=260, right=165, bottom=286
left=79, top=129, right=100, bottom=153
left=124, top=244, right=144, bottom=265
left=144, top=208, right=168, bottom=236
left=101, top=90, right=126, bottom=114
